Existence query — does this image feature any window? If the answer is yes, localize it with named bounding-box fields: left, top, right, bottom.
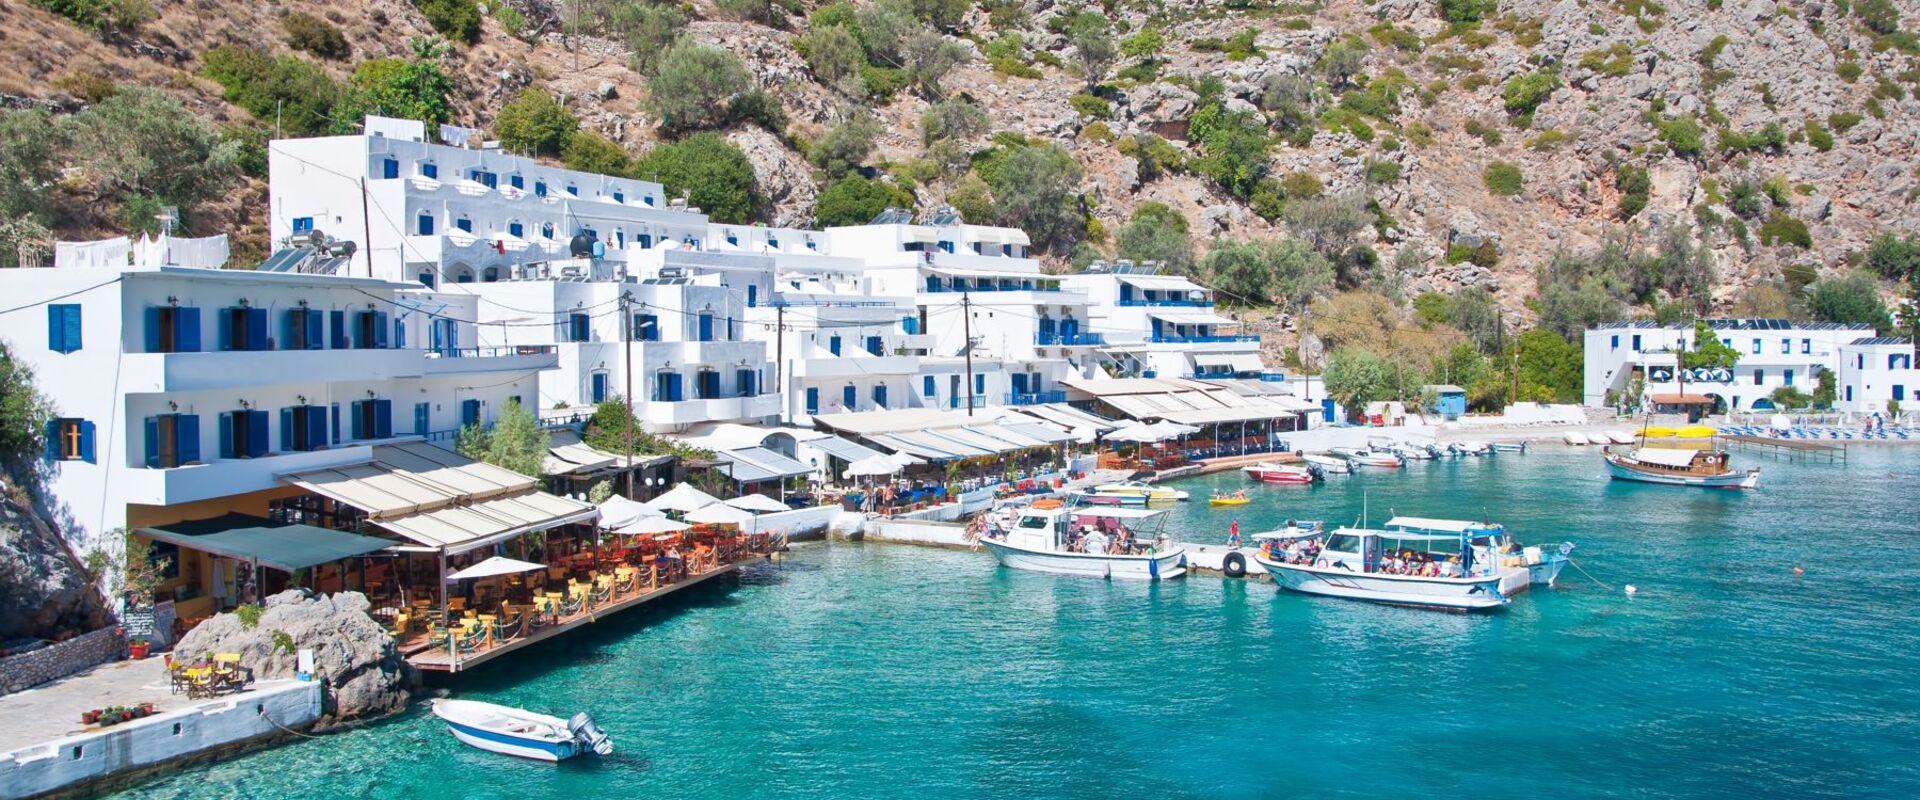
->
left=47, top=304, right=82, bottom=353
left=381, top=158, right=399, bottom=179
left=47, top=418, right=95, bottom=462
left=633, top=314, right=659, bottom=342
left=613, top=191, right=624, bottom=203
left=697, top=370, right=721, bottom=399
left=353, top=310, right=391, bottom=349
left=508, top=221, right=524, bottom=237
left=283, top=307, right=324, bottom=350
left=866, top=336, right=883, bottom=356
left=1784, top=369, right=1794, bottom=386
left=843, top=384, right=857, bottom=409
left=535, top=180, right=548, bottom=197
left=350, top=399, right=393, bottom=440
left=1858, top=354, right=1866, bottom=369
left=974, top=374, right=986, bottom=395
left=828, top=335, right=842, bottom=356
left=567, top=313, right=590, bottom=343
left=1802, top=338, right=1811, bottom=354
left=747, top=285, right=757, bottom=308
left=142, top=413, right=199, bottom=469
left=1896, top=385, right=1907, bottom=401
left=655, top=371, right=683, bottom=402
left=454, top=216, right=473, bottom=233
left=541, top=222, right=555, bottom=239
left=1631, top=334, right=1642, bottom=351
left=805, top=387, right=819, bottom=414
left=468, top=169, right=496, bottom=189
left=736, top=368, right=755, bottom=396
left=219, top=307, right=270, bottom=351
left=1753, top=369, right=1764, bottom=386
left=697, top=313, right=714, bottom=342
left=280, top=405, right=328, bottom=452
left=726, top=234, right=739, bottom=246
left=923, top=375, right=936, bottom=396
left=331, top=403, right=341, bottom=444
left=419, top=162, right=438, bottom=179
left=143, top=306, right=201, bottom=353
left=416, top=213, right=434, bottom=236
left=565, top=184, right=578, bottom=196
left=329, top=310, right=349, bottom=349
left=460, top=399, right=481, bottom=427
left=1781, top=338, right=1791, bottom=354
left=1609, top=335, right=1618, bottom=350
left=1893, top=354, right=1913, bottom=370
left=430, top=318, right=458, bottom=352
left=591, top=372, right=609, bottom=404
left=218, top=410, right=268, bottom=458
left=1751, top=338, right=1761, bottom=355
left=419, top=271, right=436, bottom=289
left=873, top=384, right=888, bottom=407
left=509, top=174, right=524, bottom=190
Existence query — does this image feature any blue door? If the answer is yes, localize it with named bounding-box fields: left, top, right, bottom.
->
left=698, top=314, right=714, bottom=341
left=1011, top=373, right=1028, bottom=397
left=591, top=373, right=608, bottom=403
left=843, top=385, right=857, bottom=409
left=414, top=402, right=430, bottom=435
left=1322, top=399, right=1336, bottom=423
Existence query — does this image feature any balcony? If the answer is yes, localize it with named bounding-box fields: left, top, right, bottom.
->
left=1035, top=332, right=1107, bottom=347
left=1005, top=390, right=1067, bottom=406
left=121, top=445, right=376, bottom=507
left=423, top=345, right=559, bottom=375
left=1117, top=298, right=1214, bottom=307
left=946, top=395, right=988, bottom=410
left=924, top=282, right=1062, bottom=293
left=640, top=393, right=780, bottom=425
left=1150, top=335, right=1259, bottom=344
left=792, top=354, right=921, bottom=378
left=122, top=348, right=422, bottom=393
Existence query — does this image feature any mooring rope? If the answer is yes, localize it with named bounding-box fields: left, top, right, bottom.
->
left=1566, top=558, right=1617, bottom=593
left=259, top=707, right=322, bottom=740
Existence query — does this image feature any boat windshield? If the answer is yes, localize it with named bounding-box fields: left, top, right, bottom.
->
left=1325, top=533, right=1363, bottom=553
left=1017, top=515, right=1051, bottom=529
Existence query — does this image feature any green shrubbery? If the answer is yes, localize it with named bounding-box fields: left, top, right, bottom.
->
left=632, top=133, right=759, bottom=223
left=1483, top=161, right=1524, bottom=196
left=816, top=176, right=914, bottom=227
left=1616, top=163, right=1651, bottom=219
left=413, top=0, right=480, bottom=43
left=32, top=0, right=151, bottom=32
left=493, top=88, right=578, bottom=157
left=284, top=12, right=348, bottom=59
left=200, top=45, right=341, bottom=137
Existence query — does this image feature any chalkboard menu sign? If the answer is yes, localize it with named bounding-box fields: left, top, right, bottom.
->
left=123, top=601, right=157, bottom=640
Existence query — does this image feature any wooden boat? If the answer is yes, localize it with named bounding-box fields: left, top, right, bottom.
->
left=1243, top=462, right=1322, bottom=484
left=1602, top=445, right=1759, bottom=489
left=1254, top=525, right=1533, bottom=611
left=430, top=699, right=613, bottom=761
left=979, top=506, right=1185, bottom=580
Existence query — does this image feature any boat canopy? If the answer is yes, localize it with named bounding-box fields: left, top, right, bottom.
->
left=1053, top=506, right=1167, bottom=520
left=1384, top=516, right=1502, bottom=534
left=1631, top=448, right=1699, bottom=467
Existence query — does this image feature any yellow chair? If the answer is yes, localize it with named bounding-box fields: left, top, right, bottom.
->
left=448, top=597, right=467, bottom=612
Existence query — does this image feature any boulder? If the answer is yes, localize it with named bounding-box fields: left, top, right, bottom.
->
left=175, top=590, right=417, bottom=730
left=0, top=483, right=107, bottom=641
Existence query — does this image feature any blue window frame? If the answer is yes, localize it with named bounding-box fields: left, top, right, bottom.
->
left=828, top=335, right=841, bottom=356
left=613, top=191, right=624, bottom=203
left=974, top=374, right=986, bottom=395
left=736, top=368, right=755, bottom=396
left=1896, top=385, right=1907, bottom=401
left=283, top=307, right=325, bottom=350
left=509, top=174, right=524, bottom=189
left=47, top=304, right=81, bottom=353
left=45, top=419, right=94, bottom=463
left=1631, top=334, right=1642, bottom=351
left=633, top=313, right=659, bottom=342
left=1802, top=338, right=1811, bottom=354
left=1609, top=335, right=1618, bottom=350
left=1784, top=369, right=1794, bottom=386
left=454, top=217, right=473, bottom=233
left=278, top=405, right=327, bottom=452
left=1781, top=338, right=1791, bottom=354
left=655, top=372, right=683, bottom=402
left=329, top=310, right=348, bottom=349
left=866, top=336, right=883, bottom=356
left=566, top=184, right=578, bottom=196
left=568, top=312, right=590, bottom=342
left=1753, top=369, right=1764, bottom=386
left=923, top=375, right=936, bottom=396
left=381, top=158, right=399, bottom=179
left=468, top=169, right=496, bottom=188
left=1751, top=338, right=1762, bottom=354
left=349, top=399, right=393, bottom=440
left=873, top=385, right=887, bottom=407
left=414, top=402, right=430, bottom=436
left=698, top=314, right=714, bottom=342
left=535, top=180, right=548, bottom=197
left=292, top=217, right=315, bottom=234
left=419, top=162, right=438, bottom=179
left=218, top=307, right=270, bottom=352
left=805, top=387, right=819, bottom=415
left=419, top=271, right=436, bottom=288
left=143, top=306, right=201, bottom=353
left=353, top=310, right=391, bottom=349
left=508, top=221, right=524, bottom=237
left=460, top=399, right=481, bottom=427
left=746, top=285, right=757, bottom=308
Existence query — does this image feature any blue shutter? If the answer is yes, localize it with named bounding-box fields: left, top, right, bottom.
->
left=374, top=400, right=392, bottom=439
left=461, top=399, right=480, bottom=426
left=43, top=420, right=58, bottom=461
left=592, top=373, right=608, bottom=403
left=280, top=408, right=294, bottom=451
left=414, top=402, right=430, bottom=435
left=867, top=336, right=882, bottom=356
left=247, top=410, right=269, bottom=457
left=246, top=308, right=268, bottom=350
left=219, top=413, right=234, bottom=459
left=177, top=414, right=199, bottom=464
left=47, top=305, right=62, bottom=352
left=924, top=376, right=935, bottom=395
left=668, top=373, right=684, bottom=401
left=747, top=285, right=757, bottom=307
left=177, top=307, right=201, bottom=352
left=144, top=417, right=159, bottom=468
left=698, top=314, right=713, bottom=342
left=875, top=385, right=887, bottom=407
left=975, top=374, right=985, bottom=394
left=330, top=310, right=347, bottom=348
left=330, top=403, right=341, bottom=444
left=217, top=309, right=234, bottom=351
left=805, top=388, right=819, bottom=414
left=143, top=307, right=161, bottom=352
left=351, top=401, right=367, bottom=440
left=843, top=385, right=856, bottom=409
left=309, top=406, right=328, bottom=449
left=306, top=310, right=324, bottom=350
left=373, top=312, right=390, bottom=348
left=79, top=420, right=95, bottom=463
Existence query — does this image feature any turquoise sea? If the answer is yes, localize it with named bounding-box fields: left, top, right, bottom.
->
left=114, top=448, right=1920, bottom=799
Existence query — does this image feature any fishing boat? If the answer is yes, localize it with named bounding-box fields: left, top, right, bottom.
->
left=1299, top=452, right=1355, bottom=474
left=1243, top=462, right=1323, bottom=484
left=1254, top=525, right=1532, bottom=611
left=430, top=699, right=613, bottom=761
left=1329, top=446, right=1403, bottom=468
left=1208, top=491, right=1251, bottom=507
left=1602, top=445, right=1760, bottom=489
left=1562, top=431, right=1591, bottom=446
left=979, top=506, right=1185, bottom=580
left=1382, top=516, right=1570, bottom=588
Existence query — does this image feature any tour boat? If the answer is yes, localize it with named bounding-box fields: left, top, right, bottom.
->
left=1299, top=452, right=1355, bottom=474
left=1328, top=447, right=1403, bottom=468
left=1242, top=462, right=1322, bottom=484
left=979, top=506, right=1185, bottom=580
left=1254, top=525, right=1534, bottom=611
left=430, top=699, right=613, bottom=761
left=1562, top=431, right=1591, bottom=446
left=1382, top=516, right=1571, bottom=588
left=1602, top=446, right=1760, bottom=489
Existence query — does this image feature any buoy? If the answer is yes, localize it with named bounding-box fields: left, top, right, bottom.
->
left=1792, top=567, right=1804, bottom=576
left=1624, top=584, right=1638, bottom=595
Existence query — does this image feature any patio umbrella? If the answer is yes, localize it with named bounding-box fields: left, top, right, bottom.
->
left=596, top=495, right=661, bottom=531
left=1147, top=420, right=1200, bottom=438
left=614, top=515, right=691, bottom=535
left=686, top=502, right=756, bottom=525
left=885, top=451, right=924, bottom=467
left=725, top=494, right=790, bottom=513
left=843, top=454, right=903, bottom=478
left=645, top=483, right=723, bottom=513
left=1106, top=423, right=1163, bottom=443
left=446, top=556, right=547, bottom=582
left=1070, top=425, right=1100, bottom=444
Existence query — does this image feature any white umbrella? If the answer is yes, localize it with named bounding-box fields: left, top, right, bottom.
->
left=645, top=483, right=722, bottom=513
left=446, top=556, right=548, bottom=582
left=614, top=515, right=691, bottom=536
left=1148, top=420, right=1200, bottom=438
left=725, top=493, right=790, bottom=513
left=843, top=454, right=903, bottom=478
left=1070, top=425, right=1099, bottom=444
left=596, top=495, right=661, bottom=530
left=686, top=502, right=756, bottom=525
left=1106, top=423, right=1163, bottom=443
left=885, top=451, right=924, bottom=467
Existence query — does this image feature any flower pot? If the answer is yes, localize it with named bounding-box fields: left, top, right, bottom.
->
left=128, top=642, right=150, bottom=659
left=81, top=710, right=100, bottom=725
left=140, top=702, right=155, bottom=715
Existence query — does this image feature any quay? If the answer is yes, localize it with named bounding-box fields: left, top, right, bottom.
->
left=1721, top=434, right=1848, bottom=463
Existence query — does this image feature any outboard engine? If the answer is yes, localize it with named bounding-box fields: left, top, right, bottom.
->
left=568, top=712, right=614, bottom=756
left=1424, top=444, right=1445, bottom=459
left=1305, top=463, right=1325, bottom=482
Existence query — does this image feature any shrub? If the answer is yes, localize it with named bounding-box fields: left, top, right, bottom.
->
left=284, top=12, right=348, bottom=59
left=632, top=133, right=758, bottom=223
left=1526, top=129, right=1573, bottom=150
left=200, top=45, right=341, bottom=137
left=1758, top=211, right=1811, bottom=248
left=815, top=175, right=914, bottom=227
left=493, top=88, right=578, bottom=157
left=1804, top=118, right=1835, bottom=151
left=1807, top=270, right=1894, bottom=327
left=31, top=0, right=152, bottom=32
left=562, top=131, right=632, bottom=176
left=339, top=47, right=455, bottom=135
left=1463, top=119, right=1503, bottom=146
left=1483, top=161, right=1523, bottom=196
left=1837, top=60, right=1864, bottom=82
left=1069, top=93, right=1111, bottom=118
left=413, top=0, right=480, bottom=43
left=1365, top=160, right=1402, bottom=184
left=1116, top=202, right=1194, bottom=274
left=1855, top=0, right=1902, bottom=35
left=808, top=115, right=880, bottom=178
left=1616, top=163, right=1651, bottom=219
left=1657, top=115, right=1704, bottom=157
left=647, top=40, right=752, bottom=134
left=234, top=603, right=263, bottom=628
left=628, top=5, right=691, bottom=75
left=1368, top=22, right=1422, bottom=52
left=1580, top=43, right=1635, bottom=77
left=1280, top=171, right=1324, bottom=200
left=1440, top=0, right=1495, bottom=24
left=1501, top=72, right=1559, bottom=120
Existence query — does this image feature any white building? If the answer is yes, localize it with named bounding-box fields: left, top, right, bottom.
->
left=1835, top=336, right=1917, bottom=414
left=1058, top=260, right=1271, bottom=382
left=1, top=247, right=553, bottom=552
left=1583, top=319, right=1876, bottom=412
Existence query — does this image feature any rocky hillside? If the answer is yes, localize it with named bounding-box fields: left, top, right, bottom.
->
left=4, top=0, right=1918, bottom=321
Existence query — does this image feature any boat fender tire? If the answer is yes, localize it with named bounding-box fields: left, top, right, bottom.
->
left=1222, top=552, right=1247, bottom=578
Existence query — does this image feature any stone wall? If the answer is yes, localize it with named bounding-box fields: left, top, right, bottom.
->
left=0, top=627, right=126, bottom=696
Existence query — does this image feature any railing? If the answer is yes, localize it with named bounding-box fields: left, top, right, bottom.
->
left=1005, top=391, right=1067, bottom=406
left=1150, top=335, right=1259, bottom=344
left=1035, top=332, right=1106, bottom=346
left=924, top=283, right=1062, bottom=293
left=425, top=345, right=559, bottom=358
left=1117, top=298, right=1213, bottom=307
left=1188, top=371, right=1244, bottom=380
left=767, top=300, right=898, bottom=308
left=947, top=395, right=988, bottom=409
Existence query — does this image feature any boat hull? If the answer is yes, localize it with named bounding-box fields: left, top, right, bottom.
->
left=1255, top=556, right=1513, bottom=610
left=981, top=538, right=1186, bottom=581
left=432, top=700, right=584, bottom=762
left=1604, top=457, right=1760, bottom=489
left=1299, top=454, right=1353, bottom=474
left=1244, top=466, right=1315, bottom=484
left=1208, top=497, right=1251, bottom=507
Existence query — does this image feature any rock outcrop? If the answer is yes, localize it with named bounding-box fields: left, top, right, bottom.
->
left=175, top=590, right=418, bottom=730
left=0, top=481, right=107, bottom=642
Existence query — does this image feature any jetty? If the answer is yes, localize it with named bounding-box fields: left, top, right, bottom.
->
left=1721, top=434, right=1848, bottom=463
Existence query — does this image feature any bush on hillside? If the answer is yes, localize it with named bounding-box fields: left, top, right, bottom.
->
left=283, top=12, right=349, bottom=59
left=1483, top=161, right=1524, bottom=196
left=32, top=0, right=151, bottom=32
left=647, top=41, right=752, bottom=134
left=631, top=133, right=758, bottom=223
left=494, top=88, right=578, bottom=157
left=815, top=176, right=914, bottom=227
left=200, top=45, right=341, bottom=137
left=413, top=0, right=480, bottom=44
left=562, top=130, right=633, bottom=177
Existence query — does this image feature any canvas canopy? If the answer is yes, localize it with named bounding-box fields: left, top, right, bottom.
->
left=446, top=556, right=547, bottom=581
left=1632, top=448, right=1699, bottom=467
left=138, top=514, right=393, bottom=573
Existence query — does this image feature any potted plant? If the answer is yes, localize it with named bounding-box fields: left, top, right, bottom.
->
left=140, top=701, right=155, bottom=715
left=81, top=709, right=101, bottom=725
left=128, top=638, right=150, bottom=659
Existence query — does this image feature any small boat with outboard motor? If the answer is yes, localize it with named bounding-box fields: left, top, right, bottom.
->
left=430, top=699, right=613, bottom=761
left=1299, top=452, right=1355, bottom=474
left=1329, top=446, right=1403, bottom=468
left=978, top=504, right=1185, bottom=580
left=1448, top=440, right=1492, bottom=456
left=1074, top=480, right=1188, bottom=505
left=1490, top=441, right=1527, bottom=453
left=1243, top=461, right=1323, bottom=484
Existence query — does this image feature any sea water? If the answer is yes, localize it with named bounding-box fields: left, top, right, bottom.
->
left=113, top=448, right=1920, bottom=799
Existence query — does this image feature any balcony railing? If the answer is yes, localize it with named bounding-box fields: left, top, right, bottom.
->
left=924, top=283, right=1062, bottom=293
left=946, top=395, right=988, bottom=409
left=1035, top=332, right=1106, bottom=346
left=1117, top=298, right=1213, bottom=307
left=1150, top=335, right=1259, bottom=344
left=425, top=345, right=558, bottom=358
left=1005, top=390, right=1067, bottom=406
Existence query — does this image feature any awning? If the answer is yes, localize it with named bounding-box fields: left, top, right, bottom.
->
left=717, top=446, right=812, bottom=483
left=1649, top=394, right=1714, bottom=405
left=1147, top=310, right=1239, bottom=326
left=998, top=422, right=1076, bottom=445
left=812, top=408, right=973, bottom=436
left=1118, top=275, right=1207, bottom=294
left=545, top=436, right=618, bottom=476
left=380, top=493, right=599, bottom=555
left=802, top=435, right=886, bottom=464
left=930, top=426, right=1031, bottom=455
left=924, top=266, right=1045, bottom=281
left=1222, top=353, right=1266, bottom=372
left=138, top=514, right=395, bottom=573
left=868, top=432, right=973, bottom=460
left=1632, top=448, right=1699, bottom=467
left=1155, top=404, right=1300, bottom=426
left=1018, top=403, right=1121, bottom=432
left=447, top=556, right=546, bottom=581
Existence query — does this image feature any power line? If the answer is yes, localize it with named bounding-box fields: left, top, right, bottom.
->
left=0, top=276, right=125, bottom=316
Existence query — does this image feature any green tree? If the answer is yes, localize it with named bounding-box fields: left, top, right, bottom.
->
left=816, top=176, right=914, bottom=226
left=1266, top=238, right=1336, bottom=310
left=0, top=108, right=69, bottom=223
left=338, top=40, right=454, bottom=136
left=900, top=29, right=970, bottom=97
left=412, top=0, right=479, bottom=43
left=1324, top=347, right=1398, bottom=420
left=809, top=115, right=882, bottom=178
left=1865, top=231, right=1920, bottom=284
left=920, top=96, right=989, bottom=146
left=1678, top=319, right=1741, bottom=374
left=1188, top=107, right=1270, bottom=198
left=1067, top=11, right=1118, bottom=90
left=632, top=133, right=759, bottom=223
left=1769, top=385, right=1811, bottom=409
left=627, top=6, right=689, bottom=75
left=981, top=143, right=1083, bottom=252
left=0, top=339, right=55, bottom=463
left=67, top=87, right=241, bottom=217
left=482, top=398, right=548, bottom=477
left=494, top=88, right=579, bottom=157
left=1658, top=115, right=1704, bottom=158
left=563, top=130, right=633, bottom=176
left=1806, top=271, right=1895, bottom=329
left=1317, top=39, right=1366, bottom=88
left=910, top=0, right=969, bottom=29
left=1199, top=239, right=1271, bottom=305
left=1115, top=202, right=1193, bottom=274
left=1283, top=193, right=1372, bottom=286
left=1812, top=369, right=1837, bottom=408
left=947, top=172, right=994, bottom=223
left=199, top=45, right=341, bottom=137
left=647, top=40, right=752, bottom=134
left=1445, top=286, right=1504, bottom=353
left=1121, top=28, right=1164, bottom=61
left=1439, top=0, right=1494, bottom=24
left=801, top=23, right=866, bottom=96
left=1514, top=329, right=1583, bottom=403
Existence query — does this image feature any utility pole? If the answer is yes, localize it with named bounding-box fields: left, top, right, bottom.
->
left=774, top=303, right=785, bottom=424
left=621, top=292, right=635, bottom=498
left=962, top=292, right=975, bottom=417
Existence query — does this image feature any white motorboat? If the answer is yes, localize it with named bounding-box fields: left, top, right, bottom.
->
left=1254, top=525, right=1534, bottom=611
left=1605, top=430, right=1636, bottom=445
left=1562, top=431, right=1591, bottom=446
left=1490, top=441, right=1527, bottom=453
left=1602, top=446, right=1760, bottom=489
left=430, top=699, right=613, bottom=761
left=1243, top=462, right=1322, bottom=484
left=979, top=505, right=1185, bottom=580
left=1329, top=446, right=1403, bottom=468
left=1299, top=452, right=1355, bottom=473
left=1090, top=480, right=1188, bottom=502
left=1387, top=443, right=1436, bottom=460
left=1449, top=440, right=1491, bottom=456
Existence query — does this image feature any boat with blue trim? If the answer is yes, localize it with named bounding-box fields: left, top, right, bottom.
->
left=430, top=699, right=613, bottom=761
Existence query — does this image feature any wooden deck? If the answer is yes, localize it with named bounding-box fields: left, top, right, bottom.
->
left=1722, top=435, right=1847, bottom=463
left=405, top=556, right=765, bottom=673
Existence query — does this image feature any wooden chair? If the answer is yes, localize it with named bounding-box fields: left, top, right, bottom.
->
left=489, top=610, right=526, bottom=643
left=447, top=597, right=467, bottom=613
